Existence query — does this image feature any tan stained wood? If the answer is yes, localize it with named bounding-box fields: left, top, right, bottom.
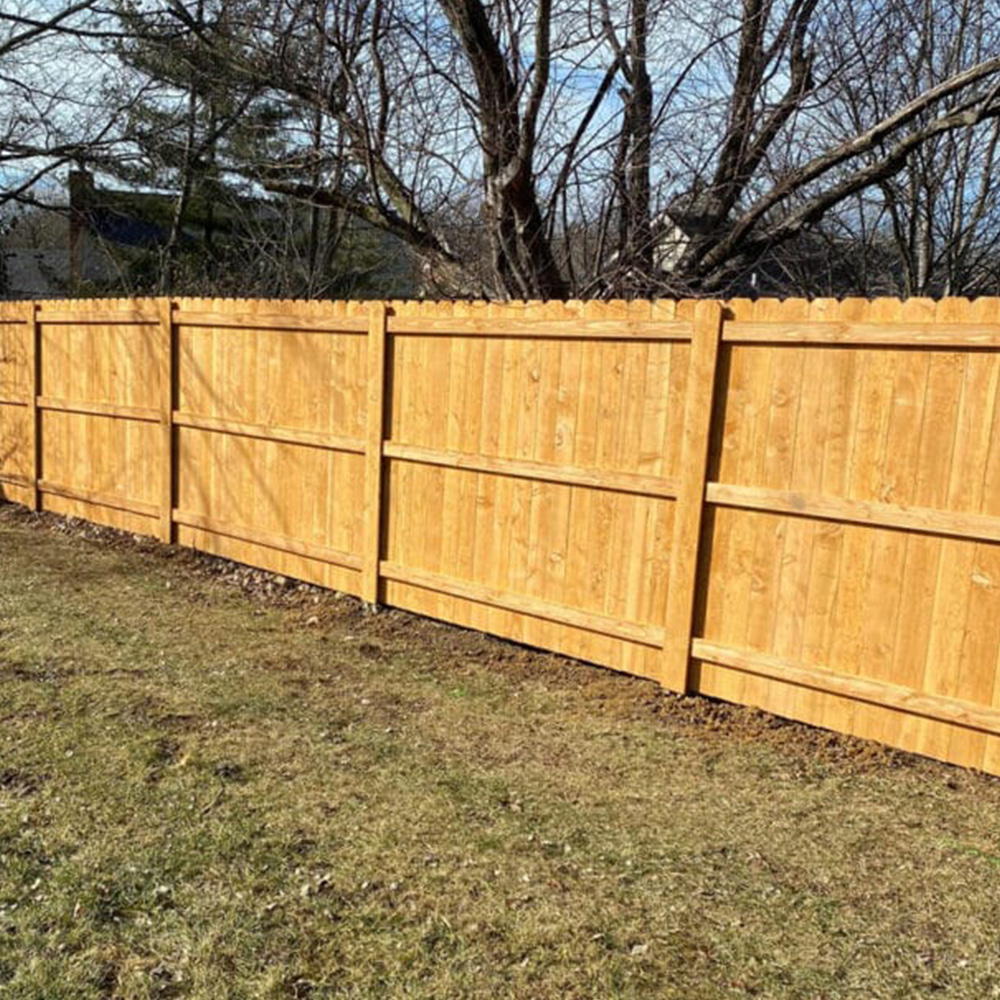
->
left=738, top=298, right=787, bottom=711
left=15, top=294, right=1000, bottom=775
left=388, top=312, right=693, bottom=340
left=361, top=302, right=388, bottom=604
left=172, top=412, right=365, bottom=454
left=660, top=300, right=724, bottom=690
left=36, top=398, right=160, bottom=423
left=173, top=508, right=361, bottom=571
left=383, top=441, right=678, bottom=498
left=25, top=302, right=39, bottom=510
left=0, top=472, right=32, bottom=487
left=764, top=298, right=812, bottom=728
left=173, top=308, right=369, bottom=333
left=38, top=479, right=158, bottom=518
left=1, top=311, right=27, bottom=503
left=888, top=300, right=950, bottom=762
left=849, top=296, right=907, bottom=748
left=380, top=561, right=664, bottom=647
left=938, top=297, right=1000, bottom=769
left=693, top=639, right=1000, bottom=737
left=158, top=299, right=175, bottom=544
left=808, top=297, right=869, bottom=739
left=38, top=309, right=158, bottom=325
left=705, top=482, right=1000, bottom=543
left=724, top=320, right=1000, bottom=346
left=695, top=298, right=758, bottom=706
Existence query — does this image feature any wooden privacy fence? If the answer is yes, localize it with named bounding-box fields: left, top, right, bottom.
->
left=4, top=296, right=1000, bottom=772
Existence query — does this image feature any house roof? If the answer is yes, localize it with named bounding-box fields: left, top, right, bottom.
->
left=88, top=206, right=168, bottom=248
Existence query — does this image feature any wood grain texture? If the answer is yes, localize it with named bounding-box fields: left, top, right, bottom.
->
left=696, top=297, right=1000, bottom=769
left=173, top=309, right=368, bottom=332
left=0, top=305, right=32, bottom=508
left=383, top=442, right=678, bottom=498
left=706, top=482, right=1000, bottom=543
left=37, top=398, right=160, bottom=422
left=362, top=302, right=387, bottom=603
left=171, top=413, right=364, bottom=454
left=25, top=302, right=39, bottom=510
left=159, top=299, right=175, bottom=544
left=724, top=320, right=1000, bottom=345
left=660, top=300, right=724, bottom=690
left=14, top=294, right=1000, bottom=775
left=693, top=639, right=1000, bottom=736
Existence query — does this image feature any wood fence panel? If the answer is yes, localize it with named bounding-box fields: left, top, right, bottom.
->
left=12, top=294, right=1000, bottom=773
left=0, top=306, right=32, bottom=507
left=33, top=299, right=160, bottom=532
left=171, top=298, right=367, bottom=596
left=379, top=299, right=687, bottom=680
left=692, top=297, right=1000, bottom=771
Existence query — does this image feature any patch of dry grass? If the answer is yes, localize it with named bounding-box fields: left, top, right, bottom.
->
left=2, top=505, right=1000, bottom=998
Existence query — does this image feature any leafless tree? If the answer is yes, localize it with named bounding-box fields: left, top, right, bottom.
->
left=0, top=1, right=155, bottom=210
left=6, top=0, right=1000, bottom=298
left=816, top=0, right=1000, bottom=295
left=202, top=0, right=1000, bottom=295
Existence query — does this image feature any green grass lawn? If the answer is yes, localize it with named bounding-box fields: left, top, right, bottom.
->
left=2, top=504, right=1000, bottom=999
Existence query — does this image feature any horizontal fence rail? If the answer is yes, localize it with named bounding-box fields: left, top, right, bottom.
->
left=5, top=295, right=1000, bottom=773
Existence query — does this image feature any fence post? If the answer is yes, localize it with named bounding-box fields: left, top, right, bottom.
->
left=25, top=300, right=40, bottom=511
left=362, top=301, right=388, bottom=604
left=158, top=298, right=174, bottom=544
left=660, top=299, right=725, bottom=692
